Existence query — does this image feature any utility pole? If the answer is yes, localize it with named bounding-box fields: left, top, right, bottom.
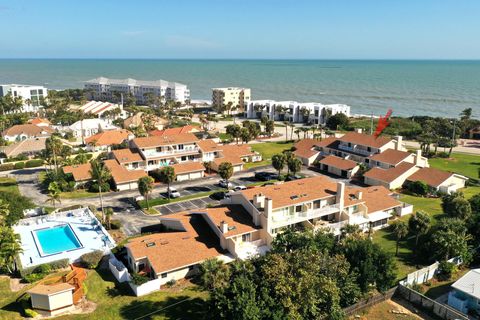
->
left=369, top=113, right=374, bottom=135
left=452, top=118, right=456, bottom=142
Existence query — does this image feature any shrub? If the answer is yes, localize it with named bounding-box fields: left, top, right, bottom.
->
left=436, top=152, right=449, bottom=158
left=130, top=273, right=150, bottom=286
left=409, top=283, right=425, bottom=294
left=19, top=258, right=70, bottom=278
left=25, top=159, right=44, bottom=168
left=34, top=263, right=52, bottom=274
left=165, top=279, right=177, bottom=287
left=24, top=309, right=38, bottom=318
left=109, top=219, right=122, bottom=230
left=80, top=250, right=104, bottom=269
left=437, top=261, right=457, bottom=281
left=88, top=181, right=110, bottom=193
left=406, top=180, right=429, bottom=196
left=14, top=162, right=25, bottom=169
left=0, top=163, right=14, bottom=171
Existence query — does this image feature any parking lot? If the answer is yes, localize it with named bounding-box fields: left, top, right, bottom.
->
left=155, top=196, right=220, bottom=215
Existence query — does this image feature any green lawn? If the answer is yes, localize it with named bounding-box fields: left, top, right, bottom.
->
left=0, top=269, right=209, bottom=320
left=0, top=177, right=20, bottom=194
left=139, top=189, right=227, bottom=209
left=246, top=141, right=293, bottom=169
left=60, top=189, right=100, bottom=199
left=429, top=152, right=480, bottom=179
left=373, top=186, right=480, bottom=280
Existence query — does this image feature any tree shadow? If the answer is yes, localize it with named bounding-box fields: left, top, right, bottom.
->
left=185, top=186, right=211, bottom=192
left=119, top=296, right=208, bottom=320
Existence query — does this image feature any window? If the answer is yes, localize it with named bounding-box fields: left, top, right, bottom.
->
left=242, top=233, right=251, bottom=242
left=161, top=273, right=168, bottom=278
left=178, top=144, right=184, bottom=150
left=313, top=200, right=321, bottom=209
left=295, top=205, right=303, bottom=213
left=367, top=147, right=371, bottom=152
left=181, top=156, right=187, bottom=161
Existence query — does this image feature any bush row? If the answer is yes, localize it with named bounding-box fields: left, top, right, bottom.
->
left=0, top=159, right=44, bottom=171
left=19, top=258, right=70, bottom=280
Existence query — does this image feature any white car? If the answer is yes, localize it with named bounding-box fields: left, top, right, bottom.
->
left=167, top=187, right=180, bottom=198
left=233, top=185, right=247, bottom=191
left=218, top=180, right=233, bottom=188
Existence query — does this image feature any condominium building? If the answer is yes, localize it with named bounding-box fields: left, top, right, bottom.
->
left=246, top=99, right=350, bottom=124
left=212, top=87, right=251, bottom=113
left=84, top=77, right=190, bottom=104
left=0, top=84, right=48, bottom=113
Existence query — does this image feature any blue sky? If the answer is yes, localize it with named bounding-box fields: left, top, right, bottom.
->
left=0, top=0, right=479, bottom=59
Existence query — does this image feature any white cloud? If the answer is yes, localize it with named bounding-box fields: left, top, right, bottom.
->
left=164, top=35, right=219, bottom=49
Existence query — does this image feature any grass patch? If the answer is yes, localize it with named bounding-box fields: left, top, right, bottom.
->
left=247, top=141, right=294, bottom=168
left=139, top=189, right=227, bottom=209
left=0, top=177, right=21, bottom=194
left=429, top=152, right=480, bottom=179
left=0, top=269, right=209, bottom=320
left=60, top=189, right=99, bottom=199
left=218, top=133, right=231, bottom=140
left=373, top=186, right=480, bottom=280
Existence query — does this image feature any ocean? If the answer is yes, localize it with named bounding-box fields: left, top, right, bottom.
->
left=0, top=59, right=479, bottom=118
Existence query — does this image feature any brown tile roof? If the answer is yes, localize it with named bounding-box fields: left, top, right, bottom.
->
left=111, top=149, right=144, bottom=164
left=104, top=159, right=147, bottom=184
left=172, top=162, right=205, bottom=174
left=368, top=149, right=412, bottom=166
left=315, top=136, right=339, bottom=148
left=200, top=205, right=258, bottom=238
left=213, top=155, right=244, bottom=166
left=293, top=139, right=320, bottom=159
left=1, top=137, right=47, bottom=157
left=339, top=132, right=392, bottom=148
left=197, top=139, right=222, bottom=153
left=85, top=129, right=132, bottom=146
left=2, top=124, right=54, bottom=137
left=127, top=211, right=226, bottom=274
left=149, top=125, right=200, bottom=136
left=364, top=162, right=416, bottom=183
left=133, top=133, right=199, bottom=148
left=27, top=283, right=74, bottom=296
left=241, top=176, right=362, bottom=209
left=221, top=144, right=255, bottom=158
left=28, top=118, right=51, bottom=126
left=406, top=167, right=459, bottom=188
left=319, top=155, right=358, bottom=170
left=63, top=163, right=92, bottom=181
left=358, top=185, right=402, bottom=213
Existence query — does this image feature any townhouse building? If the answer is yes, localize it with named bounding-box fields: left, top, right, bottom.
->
left=84, top=77, right=190, bottom=104
left=246, top=100, right=350, bottom=125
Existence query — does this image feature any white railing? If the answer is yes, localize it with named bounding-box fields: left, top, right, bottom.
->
left=143, top=147, right=199, bottom=158
left=338, top=144, right=373, bottom=156
left=325, top=220, right=348, bottom=234
left=271, top=204, right=341, bottom=227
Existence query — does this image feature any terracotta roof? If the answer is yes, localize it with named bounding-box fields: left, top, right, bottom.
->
left=171, top=162, right=205, bottom=175
left=339, top=132, right=392, bottom=149
left=85, top=129, right=132, bottom=146
left=293, top=139, right=320, bottom=159
left=133, top=133, right=199, bottom=148
left=27, top=283, right=74, bottom=296
left=197, top=139, right=222, bottom=153
left=319, top=155, right=358, bottom=170
left=221, top=144, right=255, bottom=158
left=406, top=167, right=461, bottom=188
left=104, top=159, right=147, bottom=184
left=111, top=149, right=144, bottom=164
left=200, top=205, right=258, bottom=238
left=213, top=155, right=244, bottom=166
left=28, top=118, right=51, bottom=125
left=315, top=136, right=339, bottom=148
left=63, top=163, right=92, bottom=181
left=364, top=162, right=416, bottom=183
left=126, top=211, right=226, bottom=274
left=1, top=137, right=47, bottom=157
left=2, top=124, right=53, bottom=137
left=368, top=149, right=412, bottom=166
left=241, top=176, right=362, bottom=209
left=149, top=125, right=200, bottom=136
left=357, top=186, right=402, bottom=213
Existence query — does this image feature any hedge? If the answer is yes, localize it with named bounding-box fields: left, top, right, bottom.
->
left=19, top=258, right=70, bottom=278
left=25, top=159, right=44, bottom=168
left=80, top=250, right=104, bottom=269
left=0, top=163, right=14, bottom=171
left=14, top=162, right=25, bottom=169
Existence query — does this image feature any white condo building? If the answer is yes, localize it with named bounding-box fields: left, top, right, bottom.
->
left=84, top=77, right=190, bottom=104
left=212, top=87, right=251, bottom=113
left=0, top=84, right=48, bottom=113
left=246, top=100, right=350, bottom=125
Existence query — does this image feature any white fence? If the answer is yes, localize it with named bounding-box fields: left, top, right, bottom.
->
left=108, top=256, right=130, bottom=283
left=400, top=256, right=463, bottom=286
left=129, top=278, right=162, bottom=297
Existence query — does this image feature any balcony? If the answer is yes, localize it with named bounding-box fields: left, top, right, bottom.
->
left=271, top=204, right=341, bottom=228
left=338, top=144, right=373, bottom=157
left=142, top=147, right=199, bottom=158
left=235, top=239, right=269, bottom=260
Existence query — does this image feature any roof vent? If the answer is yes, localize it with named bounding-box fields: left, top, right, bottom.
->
left=145, top=242, right=156, bottom=247
left=290, top=195, right=299, bottom=200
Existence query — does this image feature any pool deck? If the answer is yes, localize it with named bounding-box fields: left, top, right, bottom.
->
left=14, top=208, right=116, bottom=268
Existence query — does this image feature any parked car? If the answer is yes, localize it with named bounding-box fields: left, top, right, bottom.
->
left=255, top=172, right=278, bottom=181
left=218, top=179, right=233, bottom=188
left=285, top=175, right=302, bottom=182
left=233, top=185, right=247, bottom=191
left=166, top=187, right=180, bottom=198
left=210, top=191, right=228, bottom=200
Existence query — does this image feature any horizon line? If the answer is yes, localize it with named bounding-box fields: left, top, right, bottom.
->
left=0, top=58, right=480, bottom=61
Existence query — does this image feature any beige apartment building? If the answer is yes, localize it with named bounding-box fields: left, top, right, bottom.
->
left=212, top=87, right=251, bottom=113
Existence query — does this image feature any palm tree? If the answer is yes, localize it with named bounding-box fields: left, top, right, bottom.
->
left=138, top=176, right=154, bottom=209
left=283, top=121, right=289, bottom=142
left=294, top=129, right=301, bottom=141
left=0, top=199, right=9, bottom=226
left=105, top=207, right=114, bottom=230
left=45, top=188, right=61, bottom=210
left=158, top=167, right=176, bottom=199
left=203, top=161, right=213, bottom=174
left=0, top=227, right=23, bottom=274
left=392, top=220, right=408, bottom=256
left=271, top=154, right=286, bottom=179
left=218, top=162, right=233, bottom=191
left=89, top=160, right=111, bottom=222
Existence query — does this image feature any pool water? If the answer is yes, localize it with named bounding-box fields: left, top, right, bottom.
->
left=34, top=224, right=82, bottom=256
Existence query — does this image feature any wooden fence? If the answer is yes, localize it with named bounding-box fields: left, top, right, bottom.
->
left=343, top=287, right=397, bottom=316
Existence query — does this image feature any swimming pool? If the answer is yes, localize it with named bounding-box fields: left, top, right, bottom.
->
left=33, top=224, right=83, bottom=256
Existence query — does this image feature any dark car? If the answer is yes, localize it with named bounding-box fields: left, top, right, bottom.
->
left=210, top=191, right=227, bottom=201
left=285, top=175, right=302, bottom=182
left=255, top=172, right=278, bottom=181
